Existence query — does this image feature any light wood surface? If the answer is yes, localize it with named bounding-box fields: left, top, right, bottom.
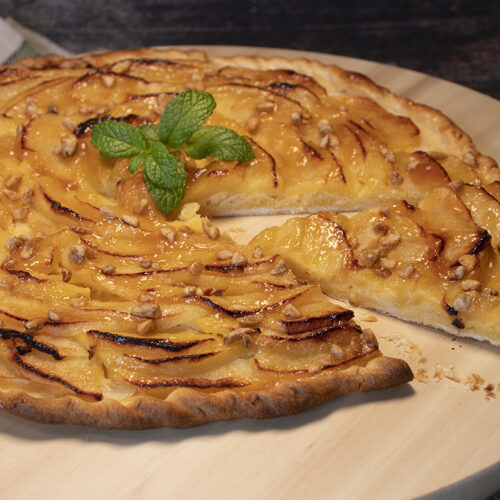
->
left=0, top=47, right=498, bottom=500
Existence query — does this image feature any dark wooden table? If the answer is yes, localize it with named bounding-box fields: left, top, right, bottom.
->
left=3, top=0, right=499, bottom=99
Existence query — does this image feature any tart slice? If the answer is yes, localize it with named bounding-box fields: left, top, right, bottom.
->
left=252, top=185, right=500, bottom=345
left=0, top=197, right=412, bottom=428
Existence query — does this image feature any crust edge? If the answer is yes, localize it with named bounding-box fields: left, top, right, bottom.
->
left=0, top=355, right=412, bottom=429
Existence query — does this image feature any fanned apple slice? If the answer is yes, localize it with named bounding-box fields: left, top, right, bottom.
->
left=182, top=139, right=278, bottom=211
left=456, top=184, right=500, bottom=250
left=337, top=96, right=421, bottom=151
left=1, top=331, right=104, bottom=401
left=414, top=187, right=488, bottom=265
left=255, top=324, right=376, bottom=373
left=255, top=212, right=355, bottom=281
left=0, top=76, right=47, bottom=109
left=207, top=66, right=328, bottom=102
left=69, top=71, right=172, bottom=108
left=107, top=58, right=208, bottom=89
left=3, top=77, right=74, bottom=121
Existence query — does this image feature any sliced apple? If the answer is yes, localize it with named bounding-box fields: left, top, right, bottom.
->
left=456, top=184, right=500, bottom=250
left=252, top=212, right=355, bottom=282
left=108, top=58, right=206, bottom=89
left=341, top=95, right=421, bottom=151
left=414, top=187, right=488, bottom=265
left=208, top=66, right=328, bottom=101
left=182, top=137, right=278, bottom=209
left=255, top=324, right=375, bottom=372
left=4, top=332, right=103, bottom=401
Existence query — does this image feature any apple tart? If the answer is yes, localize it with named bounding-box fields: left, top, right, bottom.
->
left=0, top=46, right=416, bottom=427
left=1, top=46, right=498, bottom=428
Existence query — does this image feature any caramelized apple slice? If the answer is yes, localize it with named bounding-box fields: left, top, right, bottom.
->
left=209, top=66, right=328, bottom=101
left=255, top=325, right=375, bottom=373
left=182, top=138, right=278, bottom=211
left=405, top=152, right=450, bottom=189
left=340, top=96, right=421, bottom=152
left=341, top=201, right=442, bottom=265
left=456, top=184, right=500, bottom=250
left=3, top=77, right=74, bottom=121
left=253, top=212, right=355, bottom=282
left=69, top=71, right=171, bottom=108
left=107, top=58, right=206, bottom=88
left=207, top=83, right=306, bottom=128
left=0, top=76, right=46, bottom=110
left=414, top=187, right=487, bottom=265
left=2, top=332, right=103, bottom=400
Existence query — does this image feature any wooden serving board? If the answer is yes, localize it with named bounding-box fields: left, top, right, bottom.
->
left=0, top=47, right=498, bottom=500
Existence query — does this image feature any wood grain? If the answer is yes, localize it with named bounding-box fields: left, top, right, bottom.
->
left=0, top=47, right=498, bottom=500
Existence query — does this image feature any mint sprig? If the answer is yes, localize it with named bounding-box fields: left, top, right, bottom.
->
left=90, top=121, right=148, bottom=157
left=90, top=90, right=254, bottom=214
left=144, top=142, right=187, bottom=212
left=184, top=126, right=254, bottom=161
left=159, top=90, right=215, bottom=149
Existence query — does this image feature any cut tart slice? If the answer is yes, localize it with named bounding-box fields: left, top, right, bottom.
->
left=251, top=185, right=500, bottom=345
left=0, top=206, right=412, bottom=428
left=2, top=47, right=498, bottom=217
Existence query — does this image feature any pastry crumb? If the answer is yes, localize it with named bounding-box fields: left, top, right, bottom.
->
left=367, top=333, right=494, bottom=396
left=484, top=384, right=496, bottom=401
left=433, top=364, right=460, bottom=383
left=379, top=333, right=423, bottom=360
left=445, top=373, right=461, bottom=384
left=414, top=368, right=428, bottom=383
left=361, top=315, right=378, bottom=322
left=464, top=373, right=485, bottom=391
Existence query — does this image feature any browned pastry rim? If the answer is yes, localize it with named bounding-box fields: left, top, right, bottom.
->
left=0, top=356, right=411, bottom=429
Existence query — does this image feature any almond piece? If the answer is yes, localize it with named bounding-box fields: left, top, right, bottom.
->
left=131, top=303, right=162, bottom=319
left=231, top=252, right=248, bottom=267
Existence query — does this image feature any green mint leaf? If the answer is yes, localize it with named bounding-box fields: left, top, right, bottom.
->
left=143, top=142, right=187, bottom=214
left=91, top=121, right=148, bottom=157
left=139, top=124, right=160, bottom=143
left=184, top=126, right=255, bottom=162
left=159, top=90, right=216, bottom=149
left=91, top=92, right=251, bottom=215
left=144, top=142, right=186, bottom=188
left=128, top=154, right=146, bottom=174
